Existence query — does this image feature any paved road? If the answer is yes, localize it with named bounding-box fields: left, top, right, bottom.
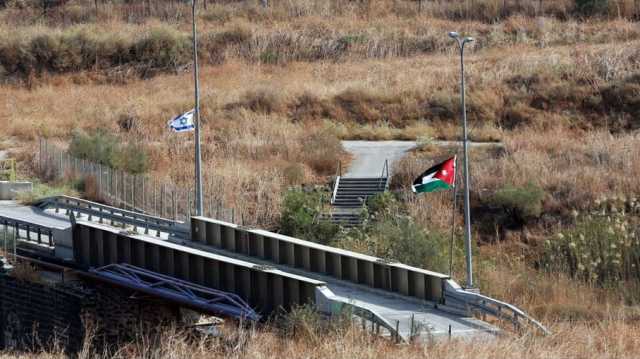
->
left=342, top=141, right=418, bottom=178
left=341, top=140, right=504, bottom=178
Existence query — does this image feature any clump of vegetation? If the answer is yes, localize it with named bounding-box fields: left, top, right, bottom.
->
left=489, top=183, right=545, bottom=228
left=279, top=189, right=339, bottom=245
left=542, top=196, right=640, bottom=284
left=69, top=129, right=149, bottom=174
left=16, top=182, right=78, bottom=205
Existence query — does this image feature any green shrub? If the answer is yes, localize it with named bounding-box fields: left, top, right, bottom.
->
left=490, top=183, right=545, bottom=227
left=575, top=0, right=609, bottom=16
left=69, top=130, right=149, bottom=174
left=16, top=182, right=78, bottom=205
left=279, top=189, right=339, bottom=245
left=135, top=27, right=190, bottom=69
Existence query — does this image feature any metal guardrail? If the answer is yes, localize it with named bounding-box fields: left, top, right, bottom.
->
left=36, top=195, right=189, bottom=238
left=443, top=280, right=550, bottom=336
left=0, top=216, right=54, bottom=248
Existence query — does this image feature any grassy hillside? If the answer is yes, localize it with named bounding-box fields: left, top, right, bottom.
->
left=1, top=0, right=640, bottom=357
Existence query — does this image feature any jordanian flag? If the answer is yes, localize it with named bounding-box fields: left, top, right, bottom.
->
left=412, top=156, right=456, bottom=193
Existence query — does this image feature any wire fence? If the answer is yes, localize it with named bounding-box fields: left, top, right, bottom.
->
left=37, top=138, right=237, bottom=224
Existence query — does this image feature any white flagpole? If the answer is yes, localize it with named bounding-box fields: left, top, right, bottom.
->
left=192, top=0, right=203, bottom=216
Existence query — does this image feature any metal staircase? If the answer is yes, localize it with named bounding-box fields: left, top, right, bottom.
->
left=329, top=161, right=389, bottom=227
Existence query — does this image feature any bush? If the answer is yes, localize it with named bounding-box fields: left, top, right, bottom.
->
left=490, top=183, right=545, bottom=227
left=69, top=130, right=149, bottom=174
left=575, top=0, right=609, bottom=16
left=279, top=189, right=339, bottom=245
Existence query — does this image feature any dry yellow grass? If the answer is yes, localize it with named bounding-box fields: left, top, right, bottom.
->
left=2, top=2, right=640, bottom=357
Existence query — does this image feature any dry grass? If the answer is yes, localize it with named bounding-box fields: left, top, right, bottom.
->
left=1, top=2, right=640, bottom=357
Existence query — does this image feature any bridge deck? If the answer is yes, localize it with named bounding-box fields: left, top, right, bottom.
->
left=0, top=201, right=71, bottom=230
left=1, top=200, right=499, bottom=341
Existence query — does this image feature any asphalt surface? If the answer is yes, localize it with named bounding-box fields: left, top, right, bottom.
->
left=342, top=141, right=418, bottom=178
left=342, top=140, right=504, bottom=178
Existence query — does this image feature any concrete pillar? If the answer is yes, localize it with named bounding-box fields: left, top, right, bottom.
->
left=133, top=241, right=146, bottom=268
left=204, top=259, right=220, bottom=289
left=428, top=276, right=443, bottom=302
left=239, top=268, right=252, bottom=302
left=192, top=255, right=205, bottom=285
left=328, top=252, right=342, bottom=279
left=267, top=237, right=279, bottom=263
left=207, top=222, right=222, bottom=247
left=178, top=251, right=190, bottom=280
left=222, top=226, right=235, bottom=251
left=192, top=217, right=206, bottom=243
left=250, top=233, right=264, bottom=258
left=359, top=260, right=374, bottom=287
left=310, top=249, right=326, bottom=274
left=80, top=226, right=91, bottom=266
left=412, top=272, right=426, bottom=300
left=392, top=267, right=409, bottom=296
left=223, top=263, right=236, bottom=292
left=148, top=244, right=160, bottom=272
left=257, top=271, right=271, bottom=312
left=346, top=257, right=358, bottom=283
left=373, top=263, right=387, bottom=289
left=159, top=247, right=174, bottom=276
left=273, top=275, right=284, bottom=310
left=237, top=230, right=249, bottom=255
left=94, top=229, right=104, bottom=267
left=287, top=278, right=300, bottom=306
left=299, top=246, right=311, bottom=271
left=107, top=232, right=118, bottom=264
left=282, top=242, right=295, bottom=267
left=119, top=235, right=131, bottom=264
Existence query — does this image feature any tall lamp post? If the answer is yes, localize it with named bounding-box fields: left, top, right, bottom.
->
left=192, top=0, right=203, bottom=216
left=448, top=31, right=475, bottom=289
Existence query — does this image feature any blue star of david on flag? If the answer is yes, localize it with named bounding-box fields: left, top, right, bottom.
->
left=168, top=109, right=195, bottom=132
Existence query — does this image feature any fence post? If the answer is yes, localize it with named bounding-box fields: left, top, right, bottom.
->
left=187, top=190, right=191, bottom=220
left=172, top=188, right=177, bottom=221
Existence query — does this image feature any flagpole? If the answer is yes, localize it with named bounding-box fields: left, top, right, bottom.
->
left=192, top=0, right=203, bottom=217
left=448, top=156, right=458, bottom=277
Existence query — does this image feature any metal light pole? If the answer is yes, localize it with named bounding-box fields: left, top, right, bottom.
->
left=192, top=0, right=204, bottom=216
left=448, top=31, right=475, bottom=289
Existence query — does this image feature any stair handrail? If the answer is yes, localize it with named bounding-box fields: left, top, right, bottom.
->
left=331, top=161, right=342, bottom=205
left=378, top=159, right=389, bottom=190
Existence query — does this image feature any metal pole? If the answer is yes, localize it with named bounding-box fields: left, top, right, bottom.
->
left=449, top=155, right=458, bottom=277
left=449, top=32, right=475, bottom=289
left=192, top=0, right=204, bottom=216
left=459, top=39, right=474, bottom=289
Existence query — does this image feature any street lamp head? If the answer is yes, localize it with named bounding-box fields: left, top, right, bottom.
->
left=463, top=37, right=475, bottom=44
left=448, top=31, right=460, bottom=39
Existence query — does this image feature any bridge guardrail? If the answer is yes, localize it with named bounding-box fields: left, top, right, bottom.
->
left=443, top=280, right=550, bottom=336
left=37, top=195, right=189, bottom=238
left=192, top=216, right=449, bottom=303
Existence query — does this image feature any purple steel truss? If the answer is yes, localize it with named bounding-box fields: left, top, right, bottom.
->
left=89, top=263, right=260, bottom=321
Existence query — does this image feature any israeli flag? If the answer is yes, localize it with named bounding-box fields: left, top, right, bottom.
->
left=168, top=109, right=195, bottom=132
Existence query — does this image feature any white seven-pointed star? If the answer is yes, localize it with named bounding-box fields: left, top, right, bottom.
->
left=441, top=170, right=448, bottom=176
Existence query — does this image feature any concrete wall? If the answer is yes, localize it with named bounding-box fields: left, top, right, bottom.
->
left=0, top=181, right=32, bottom=200
left=191, top=217, right=448, bottom=303
left=73, top=223, right=325, bottom=315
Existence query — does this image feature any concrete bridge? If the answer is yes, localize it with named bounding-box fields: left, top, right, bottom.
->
left=0, top=196, right=548, bottom=342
